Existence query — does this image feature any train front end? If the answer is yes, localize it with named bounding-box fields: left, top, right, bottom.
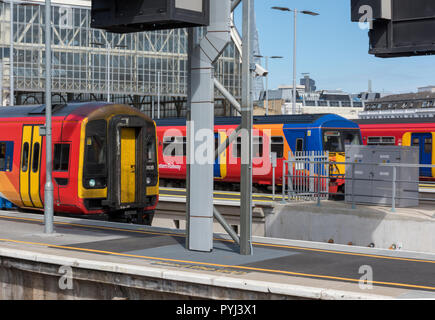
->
left=78, top=104, right=158, bottom=224
left=322, top=126, right=362, bottom=196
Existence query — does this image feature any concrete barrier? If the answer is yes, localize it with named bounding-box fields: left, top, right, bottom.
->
left=265, top=201, right=435, bottom=253
left=0, top=246, right=392, bottom=300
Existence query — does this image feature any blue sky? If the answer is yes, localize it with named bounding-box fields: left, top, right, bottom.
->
left=234, top=0, right=435, bottom=94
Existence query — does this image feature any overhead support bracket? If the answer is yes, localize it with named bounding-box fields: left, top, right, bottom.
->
left=213, top=207, right=240, bottom=245
left=214, top=78, right=242, bottom=115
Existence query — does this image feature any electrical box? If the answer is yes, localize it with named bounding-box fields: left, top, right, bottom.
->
left=91, top=0, right=210, bottom=33
left=351, top=0, right=435, bottom=58
left=345, top=145, right=419, bottom=208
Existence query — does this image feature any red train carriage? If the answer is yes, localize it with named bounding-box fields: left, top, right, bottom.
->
left=357, top=117, right=435, bottom=179
left=155, top=114, right=362, bottom=194
left=0, top=102, right=159, bottom=224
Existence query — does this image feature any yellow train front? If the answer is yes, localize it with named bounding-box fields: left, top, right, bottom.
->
left=0, top=102, right=159, bottom=225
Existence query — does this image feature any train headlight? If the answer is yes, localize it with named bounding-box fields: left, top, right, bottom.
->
left=89, top=179, right=96, bottom=188
left=146, top=177, right=152, bottom=185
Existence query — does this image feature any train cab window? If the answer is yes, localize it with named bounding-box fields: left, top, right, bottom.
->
left=163, top=136, right=186, bottom=157
left=271, top=137, right=284, bottom=158
left=323, top=130, right=361, bottom=152
left=296, top=138, right=304, bottom=152
left=32, top=142, right=40, bottom=173
left=53, top=144, right=70, bottom=171
left=83, top=120, right=107, bottom=189
left=21, top=142, right=29, bottom=172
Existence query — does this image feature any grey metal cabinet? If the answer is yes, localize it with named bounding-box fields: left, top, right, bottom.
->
left=345, top=145, right=419, bottom=207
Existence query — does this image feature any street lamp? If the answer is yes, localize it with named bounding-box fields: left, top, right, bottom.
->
left=91, top=40, right=127, bottom=102
left=254, top=55, right=283, bottom=116
left=271, top=7, right=319, bottom=114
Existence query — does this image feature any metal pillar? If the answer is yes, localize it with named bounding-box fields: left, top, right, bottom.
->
left=186, top=0, right=231, bottom=252
left=265, top=56, right=269, bottom=116
left=240, top=0, right=253, bottom=255
left=0, top=63, right=3, bottom=106
left=9, top=1, right=14, bottom=106
left=292, top=9, right=297, bottom=115
left=44, top=0, right=54, bottom=234
left=107, top=43, right=110, bottom=102
left=157, top=71, right=161, bottom=119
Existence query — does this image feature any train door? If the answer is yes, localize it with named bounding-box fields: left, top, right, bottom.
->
left=120, top=128, right=137, bottom=204
left=289, top=131, right=306, bottom=156
left=52, top=143, right=71, bottom=205
left=20, top=125, right=43, bottom=208
left=411, top=133, right=432, bottom=177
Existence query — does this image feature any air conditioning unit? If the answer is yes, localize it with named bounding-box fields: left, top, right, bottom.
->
left=91, top=0, right=210, bottom=33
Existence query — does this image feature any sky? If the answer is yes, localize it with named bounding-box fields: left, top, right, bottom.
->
left=234, top=0, right=435, bottom=95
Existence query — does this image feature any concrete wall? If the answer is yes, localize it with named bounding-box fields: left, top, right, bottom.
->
left=265, top=201, right=435, bottom=253
left=0, top=248, right=310, bottom=300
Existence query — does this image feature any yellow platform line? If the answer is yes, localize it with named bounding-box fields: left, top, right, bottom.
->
left=0, top=214, right=434, bottom=265
left=0, top=237, right=434, bottom=292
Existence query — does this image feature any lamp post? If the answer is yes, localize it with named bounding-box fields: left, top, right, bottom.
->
left=271, top=7, right=319, bottom=115
left=254, top=55, right=283, bottom=116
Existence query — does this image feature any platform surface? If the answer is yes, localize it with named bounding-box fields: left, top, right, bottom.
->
left=0, top=210, right=434, bottom=299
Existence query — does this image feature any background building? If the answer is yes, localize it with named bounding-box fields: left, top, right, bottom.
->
left=0, top=0, right=244, bottom=118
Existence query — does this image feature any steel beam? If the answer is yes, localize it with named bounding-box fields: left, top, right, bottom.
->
left=213, top=78, right=241, bottom=114
left=240, top=0, right=253, bottom=255
left=186, top=0, right=231, bottom=252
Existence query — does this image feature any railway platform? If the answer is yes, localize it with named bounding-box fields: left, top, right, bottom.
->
left=0, top=210, right=434, bottom=300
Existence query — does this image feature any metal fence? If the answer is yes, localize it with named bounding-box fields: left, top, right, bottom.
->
left=277, top=155, right=435, bottom=212
left=281, top=151, right=330, bottom=203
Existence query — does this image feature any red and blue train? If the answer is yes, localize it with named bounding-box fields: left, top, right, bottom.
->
left=357, top=117, right=435, bottom=179
left=155, top=113, right=362, bottom=194
left=0, top=102, right=159, bottom=224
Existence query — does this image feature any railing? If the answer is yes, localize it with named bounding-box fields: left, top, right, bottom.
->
left=275, top=155, right=435, bottom=211
left=281, top=151, right=330, bottom=204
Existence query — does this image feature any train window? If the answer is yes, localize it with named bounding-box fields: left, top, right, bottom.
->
left=21, top=142, right=29, bottom=172
left=233, top=137, right=242, bottom=158
left=253, top=137, right=263, bottom=158
left=271, top=137, right=284, bottom=158
left=32, top=142, right=40, bottom=173
left=84, top=120, right=107, bottom=188
left=296, top=139, right=304, bottom=152
left=367, top=136, right=395, bottom=145
left=425, top=138, right=432, bottom=154
left=0, top=143, right=6, bottom=171
left=233, top=137, right=263, bottom=158
left=163, top=136, right=186, bottom=157
left=53, top=144, right=70, bottom=171
left=412, top=138, right=419, bottom=146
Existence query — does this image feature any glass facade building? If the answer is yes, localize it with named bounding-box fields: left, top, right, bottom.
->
left=0, top=0, right=242, bottom=117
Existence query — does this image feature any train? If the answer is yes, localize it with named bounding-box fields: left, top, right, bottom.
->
left=357, top=117, right=435, bottom=179
left=0, top=102, right=159, bottom=225
left=155, top=114, right=362, bottom=194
